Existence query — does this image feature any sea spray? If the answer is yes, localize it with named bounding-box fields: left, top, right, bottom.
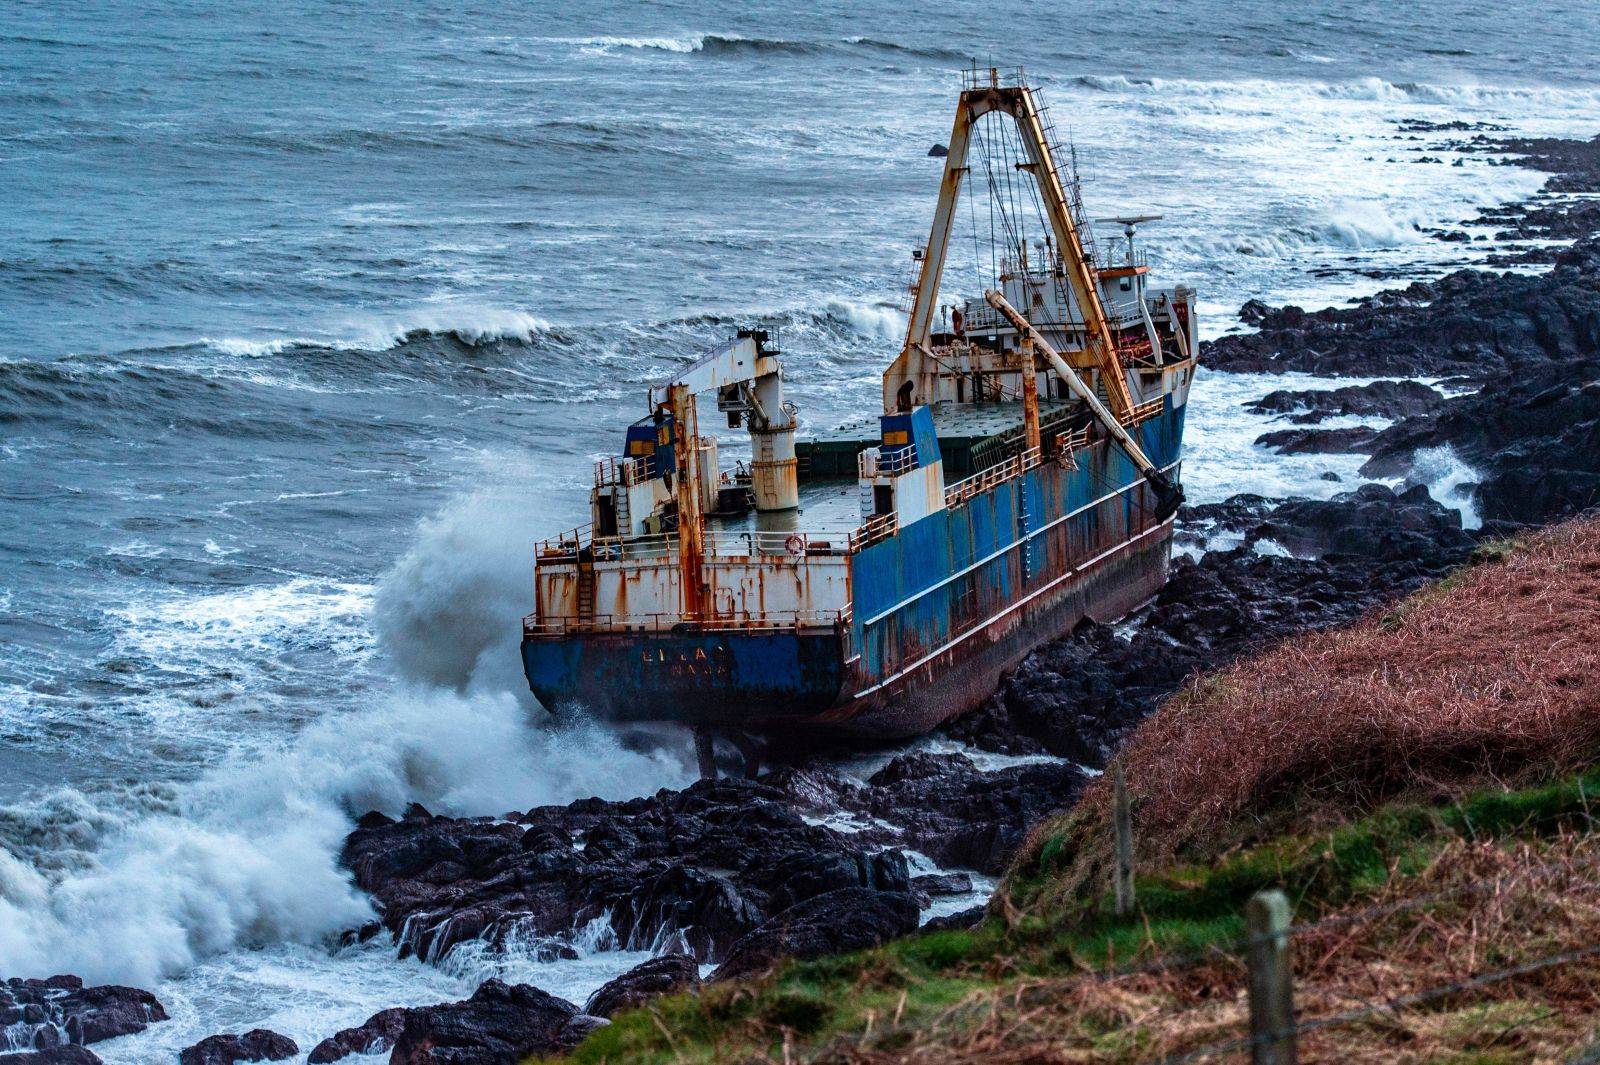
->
left=1408, top=445, right=1484, bottom=530
left=0, top=688, right=689, bottom=989
left=374, top=489, right=544, bottom=692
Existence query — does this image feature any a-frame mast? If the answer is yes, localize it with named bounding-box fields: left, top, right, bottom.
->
left=883, top=70, right=1135, bottom=419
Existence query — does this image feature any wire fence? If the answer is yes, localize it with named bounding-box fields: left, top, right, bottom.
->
left=920, top=843, right=1600, bottom=1063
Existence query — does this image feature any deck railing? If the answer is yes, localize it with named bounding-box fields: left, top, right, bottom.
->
left=539, top=528, right=861, bottom=563
left=858, top=446, right=917, bottom=479
left=848, top=511, right=899, bottom=552
left=1123, top=397, right=1164, bottom=426
left=523, top=607, right=851, bottom=638
left=704, top=529, right=855, bottom=557
left=944, top=447, right=1042, bottom=508
left=593, top=455, right=649, bottom=488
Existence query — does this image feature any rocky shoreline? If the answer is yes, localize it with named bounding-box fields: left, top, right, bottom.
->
left=8, top=131, right=1598, bottom=1065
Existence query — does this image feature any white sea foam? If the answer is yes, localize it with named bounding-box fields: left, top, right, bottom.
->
left=563, top=34, right=709, bottom=54
left=198, top=336, right=323, bottom=358
left=822, top=297, right=907, bottom=342
left=0, top=685, right=690, bottom=991
left=1181, top=371, right=1389, bottom=505
left=108, top=578, right=375, bottom=670
left=374, top=490, right=541, bottom=692
left=1406, top=445, right=1484, bottom=529
left=1071, top=73, right=1600, bottom=111
left=0, top=482, right=692, bottom=992
left=337, top=306, right=552, bottom=350
left=1252, top=538, right=1294, bottom=558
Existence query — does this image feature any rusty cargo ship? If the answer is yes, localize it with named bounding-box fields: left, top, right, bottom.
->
left=523, top=71, right=1198, bottom=769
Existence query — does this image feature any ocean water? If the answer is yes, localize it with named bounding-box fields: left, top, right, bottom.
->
left=2, top=0, right=1598, bottom=1055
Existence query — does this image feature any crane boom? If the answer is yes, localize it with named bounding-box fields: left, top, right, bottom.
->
left=986, top=288, right=1183, bottom=519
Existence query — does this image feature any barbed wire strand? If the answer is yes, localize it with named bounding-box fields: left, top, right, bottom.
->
left=1151, top=940, right=1600, bottom=1065
left=1050, top=846, right=1599, bottom=993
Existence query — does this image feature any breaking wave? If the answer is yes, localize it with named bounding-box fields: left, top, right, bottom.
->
left=562, top=33, right=970, bottom=62
left=1067, top=73, right=1600, bottom=109
left=0, top=480, right=697, bottom=990
left=1408, top=445, right=1484, bottom=529
left=0, top=689, right=688, bottom=988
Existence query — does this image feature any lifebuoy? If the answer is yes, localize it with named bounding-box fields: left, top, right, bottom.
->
left=784, top=533, right=806, bottom=556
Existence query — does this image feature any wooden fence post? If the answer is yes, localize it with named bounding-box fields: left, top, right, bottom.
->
left=1246, top=889, right=1296, bottom=1065
left=1112, top=763, right=1134, bottom=916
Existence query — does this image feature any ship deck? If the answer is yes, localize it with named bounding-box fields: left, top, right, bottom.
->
left=797, top=398, right=1081, bottom=480
left=708, top=478, right=860, bottom=537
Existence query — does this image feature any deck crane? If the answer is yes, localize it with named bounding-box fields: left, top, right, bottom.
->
left=651, top=328, right=798, bottom=619
left=884, top=73, right=1137, bottom=421
left=983, top=289, right=1184, bottom=519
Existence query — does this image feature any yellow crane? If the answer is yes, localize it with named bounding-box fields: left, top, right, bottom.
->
left=883, top=70, right=1137, bottom=421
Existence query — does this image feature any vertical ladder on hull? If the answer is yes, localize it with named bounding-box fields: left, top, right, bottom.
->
left=1018, top=480, right=1033, bottom=585
left=576, top=560, right=597, bottom=622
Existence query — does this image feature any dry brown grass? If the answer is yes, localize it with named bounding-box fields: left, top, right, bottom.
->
left=1041, top=517, right=1600, bottom=890
left=818, top=835, right=1600, bottom=1064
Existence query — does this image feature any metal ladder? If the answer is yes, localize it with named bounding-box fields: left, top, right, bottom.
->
left=1034, top=94, right=1102, bottom=269
left=576, top=561, right=596, bottom=621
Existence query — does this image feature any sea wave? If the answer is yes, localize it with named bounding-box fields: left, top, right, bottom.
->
left=0, top=690, right=689, bottom=988
left=1067, top=73, right=1600, bottom=109
left=557, top=32, right=967, bottom=62
left=0, top=479, right=693, bottom=988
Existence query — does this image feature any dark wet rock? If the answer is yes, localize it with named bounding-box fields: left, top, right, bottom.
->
left=1255, top=425, right=1380, bottom=454
left=584, top=953, right=701, bottom=1018
left=0, top=976, right=166, bottom=1049
left=1204, top=235, right=1600, bottom=380
left=948, top=485, right=1479, bottom=763
left=1247, top=380, right=1444, bottom=423
left=1171, top=494, right=1278, bottom=555
left=927, top=143, right=949, bottom=157
left=861, top=753, right=1084, bottom=875
left=923, top=905, right=987, bottom=932
left=1396, top=120, right=1507, bottom=133
left=306, top=1008, right=408, bottom=1063
left=1210, top=134, right=1600, bottom=527
left=389, top=980, right=599, bottom=1065
left=1247, top=483, right=1473, bottom=560
left=1362, top=354, right=1600, bottom=525
left=709, top=888, right=921, bottom=982
left=177, top=1029, right=297, bottom=1065
left=342, top=741, right=1076, bottom=971
left=1213, top=135, right=1600, bottom=383
left=343, top=776, right=914, bottom=967
left=0, top=1049, right=104, bottom=1065
left=911, top=872, right=974, bottom=898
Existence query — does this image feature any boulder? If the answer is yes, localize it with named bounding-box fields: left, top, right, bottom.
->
left=305, top=1007, right=408, bottom=1063
left=177, top=1029, right=298, bottom=1065
left=1255, top=426, right=1380, bottom=455
left=0, top=1049, right=104, bottom=1065
left=1204, top=228, right=1600, bottom=380
left=343, top=778, right=917, bottom=964
left=923, top=905, right=987, bottom=932
left=861, top=754, right=1083, bottom=875
left=0, top=976, right=166, bottom=1049
left=710, top=888, right=921, bottom=982
left=1247, top=380, right=1444, bottom=423
left=584, top=953, right=701, bottom=1018
left=389, top=980, right=601, bottom=1065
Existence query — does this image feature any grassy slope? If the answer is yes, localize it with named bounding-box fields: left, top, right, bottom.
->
left=543, top=516, right=1600, bottom=1064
